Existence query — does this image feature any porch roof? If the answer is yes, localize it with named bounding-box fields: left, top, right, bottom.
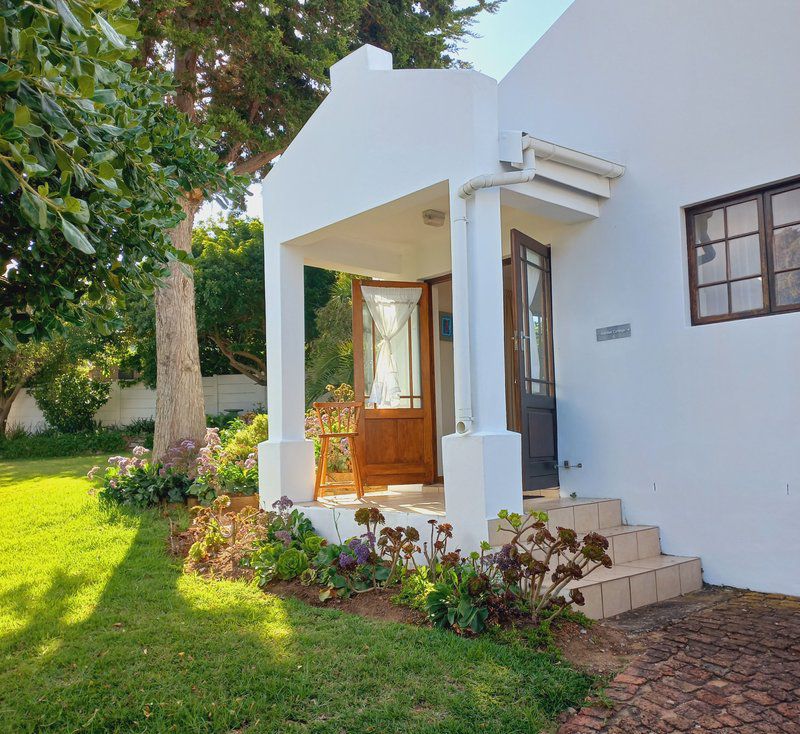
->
left=262, top=45, right=625, bottom=278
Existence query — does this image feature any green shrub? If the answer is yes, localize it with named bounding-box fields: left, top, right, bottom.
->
left=220, top=413, right=268, bottom=463
left=123, top=417, right=156, bottom=434
left=206, top=410, right=243, bottom=430
left=93, top=447, right=192, bottom=508
left=30, top=372, right=110, bottom=433
left=0, top=427, right=127, bottom=460
left=244, top=496, right=325, bottom=585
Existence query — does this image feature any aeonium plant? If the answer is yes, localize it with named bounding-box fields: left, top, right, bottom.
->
left=315, top=506, right=421, bottom=600
left=489, top=508, right=612, bottom=619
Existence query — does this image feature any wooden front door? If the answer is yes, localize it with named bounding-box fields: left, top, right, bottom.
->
left=510, top=230, right=560, bottom=491
left=352, top=280, right=435, bottom=486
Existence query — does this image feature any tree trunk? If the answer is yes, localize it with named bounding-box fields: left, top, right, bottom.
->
left=152, top=195, right=206, bottom=460
left=0, top=388, right=20, bottom=437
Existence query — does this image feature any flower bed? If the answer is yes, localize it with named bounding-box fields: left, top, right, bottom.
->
left=175, top=496, right=612, bottom=638
left=90, top=414, right=266, bottom=509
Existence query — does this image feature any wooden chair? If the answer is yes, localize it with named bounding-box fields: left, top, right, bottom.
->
left=312, top=401, right=365, bottom=500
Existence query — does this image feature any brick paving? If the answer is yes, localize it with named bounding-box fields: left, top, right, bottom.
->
left=559, top=592, right=800, bottom=734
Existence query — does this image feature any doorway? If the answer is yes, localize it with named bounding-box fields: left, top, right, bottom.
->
left=429, top=231, right=559, bottom=491
left=505, top=230, right=559, bottom=492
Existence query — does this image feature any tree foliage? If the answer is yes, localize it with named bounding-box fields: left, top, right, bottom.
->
left=122, top=216, right=337, bottom=387
left=305, top=271, right=355, bottom=404
left=0, top=0, right=238, bottom=346
left=132, top=0, right=502, bottom=182
left=30, top=367, right=109, bottom=433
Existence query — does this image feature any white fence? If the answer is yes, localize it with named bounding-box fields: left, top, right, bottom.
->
left=8, top=374, right=267, bottom=431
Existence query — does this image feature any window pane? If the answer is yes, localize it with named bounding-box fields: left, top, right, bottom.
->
left=775, top=270, right=800, bottom=307
left=525, top=248, right=543, bottom=266
left=694, top=208, right=725, bottom=243
left=698, top=283, right=728, bottom=317
left=526, top=263, right=547, bottom=383
left=772, top=224, right=800, bottom=271
left=772, top=188, right=800, bottom=227
left=696, top=243, right=726, bottom=284
left=730, top=278, right=763, bottom=312
left=728, top=234, right=762, bottom=279
left=726, top=200, right=758, bottom=236
left=410, top=306, right=421, bottom=407
left=362, top=303, right=375, bottom=402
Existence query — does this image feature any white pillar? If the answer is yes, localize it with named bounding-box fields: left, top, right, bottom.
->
left=442, top=186, right=522, bottom=550
left=258, top=237, right=315, bottom=508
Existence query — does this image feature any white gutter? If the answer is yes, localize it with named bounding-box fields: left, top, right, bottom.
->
left=522, top=136, right=625, bottom=179
left=451, top=143, right=536, bottom=435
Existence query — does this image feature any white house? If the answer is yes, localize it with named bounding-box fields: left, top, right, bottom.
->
left=258, top=0, right=800, bottom=615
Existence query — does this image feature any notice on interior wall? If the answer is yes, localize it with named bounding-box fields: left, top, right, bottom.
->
left=596, top=323, right=631, bottom=342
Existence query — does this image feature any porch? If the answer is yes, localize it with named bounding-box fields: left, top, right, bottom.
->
left=258, top=44, right=626, bottom=550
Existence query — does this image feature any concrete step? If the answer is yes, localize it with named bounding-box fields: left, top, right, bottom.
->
left=564, top=555, right=703, bottom=619
left=486, top=495, right=702, bottom=619
left=489, top=497, right=622, bottom=545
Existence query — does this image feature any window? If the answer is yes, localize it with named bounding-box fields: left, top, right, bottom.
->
left=686, top=177, right=800, bottom=324
left=360, top=286, right=423, bottom=409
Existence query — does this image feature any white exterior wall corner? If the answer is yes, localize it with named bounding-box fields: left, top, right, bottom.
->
left=498, top=0, right=800, bottom=595
left=262, top=55, right=501, bottom=248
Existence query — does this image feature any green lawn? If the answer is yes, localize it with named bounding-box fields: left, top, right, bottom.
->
left=0, top=456, right=593, bottom=734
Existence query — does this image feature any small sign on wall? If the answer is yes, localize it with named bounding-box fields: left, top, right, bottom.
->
left=440, top=312, right=453, bottom=341
left=596, top=323, right=631, bottom=341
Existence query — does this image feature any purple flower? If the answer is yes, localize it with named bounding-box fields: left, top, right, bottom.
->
left=132, top=445, right=150, bottom=458
left=347, top=537, right=371, bottom=565
left=274, top=530, right=292, bottom=547
left=272, top=495, right=294, bottom=514
left=338, top=552, right=357, bottom=570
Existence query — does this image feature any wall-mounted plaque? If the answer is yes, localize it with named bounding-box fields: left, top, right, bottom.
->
left=596, top=323, right=631, bottom=341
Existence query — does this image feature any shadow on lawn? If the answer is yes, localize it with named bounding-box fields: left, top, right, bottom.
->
left=1, top=495, right=594, bottom=734
left=0, top=511, right=296, bottom=733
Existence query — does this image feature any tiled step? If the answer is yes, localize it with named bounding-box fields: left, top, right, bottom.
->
left=489, top=497, right=622, bottom=545
left=564, top=555, right=703, bottom=619
left=486, top=496, right=703, bottom=619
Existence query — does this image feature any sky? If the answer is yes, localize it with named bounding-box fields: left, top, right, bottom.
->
left=199, top=0, right=574, bottom=222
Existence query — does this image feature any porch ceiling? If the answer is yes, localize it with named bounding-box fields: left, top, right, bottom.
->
left=287, top=181, right=452, bottom=280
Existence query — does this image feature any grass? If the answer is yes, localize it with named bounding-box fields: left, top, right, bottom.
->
left=0, top=455, right=594, bottom=734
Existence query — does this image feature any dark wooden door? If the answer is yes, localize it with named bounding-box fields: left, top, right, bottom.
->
left=352, top=280, right=435, bottom=486
left=510, top=230, right=559, bottom=491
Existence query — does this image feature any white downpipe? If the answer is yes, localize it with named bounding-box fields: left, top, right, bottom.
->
left=451, top=147, right=536, bottom=435
left=450, top=195, right=472, bottom=434
left=458, top=166, right=537, bottom=198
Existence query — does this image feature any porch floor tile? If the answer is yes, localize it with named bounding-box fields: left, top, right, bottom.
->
left=299, top=484, right=446, bottom=516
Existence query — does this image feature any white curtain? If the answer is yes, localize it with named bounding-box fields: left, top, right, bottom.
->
left=528, top=269, right=542, bottom=382
left=362, top=286, right=422, bottom=408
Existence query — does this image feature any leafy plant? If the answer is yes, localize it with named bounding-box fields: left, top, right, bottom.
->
left=490, top=509, right=612, bottom=619
left=30, top=370, right=109, bottom=433
left=92, top=445, right=192, bottom=508
left=426, top=567, right=492, bottom=635
left=244, top=496, right=325, bottom=585
left=0, top=425, right=126, bottom=459
left=186, top=495, right=271, bottom=574
left=314, top=507, right=419, bottom=600
left=0, top=0, right=235, bottom=346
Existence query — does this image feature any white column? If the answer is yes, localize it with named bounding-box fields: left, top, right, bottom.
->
left=442, top=186, right=522, bottom=550
left=258, top=237, right=315, bottom=508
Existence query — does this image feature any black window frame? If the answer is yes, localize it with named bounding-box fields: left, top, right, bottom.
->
left=686, top=175, right=800, bottom=325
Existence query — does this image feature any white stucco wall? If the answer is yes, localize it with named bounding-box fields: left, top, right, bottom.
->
left=499, top=0, right=800, bottom=594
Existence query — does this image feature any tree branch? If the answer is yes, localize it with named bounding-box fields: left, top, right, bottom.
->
left=230, top=149, right=285, bottom=178
left=208, top=333, right=266, bottom=385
